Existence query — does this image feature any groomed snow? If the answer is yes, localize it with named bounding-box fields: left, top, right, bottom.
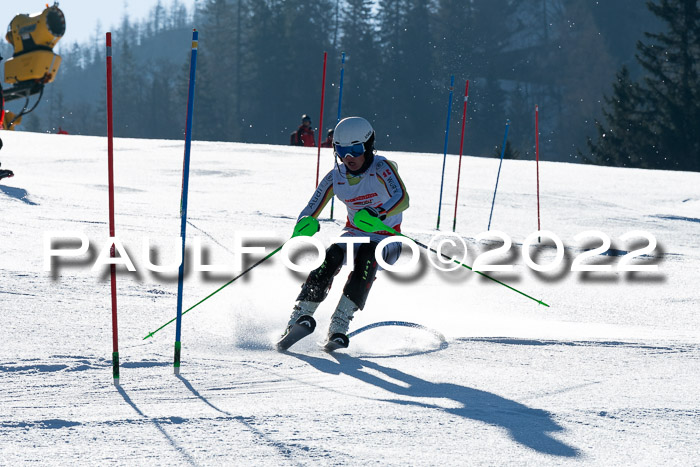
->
left=1, top=131, right=698, bottom=465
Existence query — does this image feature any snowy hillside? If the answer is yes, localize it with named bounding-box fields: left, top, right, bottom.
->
left=1, top=131, right=698, bottom=465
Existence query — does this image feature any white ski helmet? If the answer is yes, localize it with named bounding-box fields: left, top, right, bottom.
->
left=333, top=116, right=375, bottom=150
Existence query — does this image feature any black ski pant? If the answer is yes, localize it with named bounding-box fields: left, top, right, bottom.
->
left=296, top=242, right=379, bottom=310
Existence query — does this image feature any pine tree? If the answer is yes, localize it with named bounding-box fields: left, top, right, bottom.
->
left=191, top=0, right=239, bottom=141
left=338, top=0, right=380, bottom=122
left=433, top=0, right=475, bottom=78
left=113, top=14, right=146, bottom=138
left=376, top=0, right=438, bottom=151
left=546, top=0, right=615, bottom=162
left=375, top=0, right=409, bottom=148
left=400, top=0, right=437, bottom=150
left=585, top=66, right=654, bottom=167
left=244, top=0, right=290, bottom=143
left=586, top=0, right=700, bottom=172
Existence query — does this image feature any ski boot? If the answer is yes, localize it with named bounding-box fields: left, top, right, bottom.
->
left=0, top=162, right=14, bottom=181
left=323, top=295, right=358, bottom=352
left=276, top=301, right=319, bottom=351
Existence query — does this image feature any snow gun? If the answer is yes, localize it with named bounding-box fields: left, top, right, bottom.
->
left=1, top=2, right=65, bottom=130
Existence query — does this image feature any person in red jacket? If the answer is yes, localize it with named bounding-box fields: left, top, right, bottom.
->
left=291, top=114, right=316, bottom=147
left=320, top=128, right=333, bottom=148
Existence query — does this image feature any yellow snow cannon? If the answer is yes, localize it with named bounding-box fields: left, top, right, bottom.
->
left=2, top=111, right=22, bottom=131
left=2, top=2, right=65, bottom=104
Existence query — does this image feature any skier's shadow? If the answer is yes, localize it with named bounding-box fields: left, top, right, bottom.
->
left=0, top=185, right=38, bottom=205
left=291, top=352, right=579, bottom=458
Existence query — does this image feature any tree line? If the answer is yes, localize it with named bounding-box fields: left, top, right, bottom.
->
left=3, top=0, right=698, bottom=172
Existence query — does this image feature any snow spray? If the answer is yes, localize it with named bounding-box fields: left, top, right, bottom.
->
left=144, top=217, right=321, bottom=340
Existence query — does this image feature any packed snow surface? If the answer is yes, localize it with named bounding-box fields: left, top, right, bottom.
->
left=1, top=131, right=699, bottom=465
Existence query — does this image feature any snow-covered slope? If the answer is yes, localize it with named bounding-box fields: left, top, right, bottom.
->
left=1, top=131, right=698, bottom=465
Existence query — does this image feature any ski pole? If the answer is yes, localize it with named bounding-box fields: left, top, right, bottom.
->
left=354, top=210, right=549, bottom=307
left=452, top=79, right=470, bottom=232
left=487, top=119, right=510, bottom=231
left=315, top=52, right=328, bottom=187
left=535, top=104, right=541, bottom=243
left=436, top=75, right=455, bottom=230
left=330, top=52, right=346, bottom=221
left=143, top=217, right=320, bottom=340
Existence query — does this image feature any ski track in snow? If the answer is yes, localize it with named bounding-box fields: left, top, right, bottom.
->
left=1, top=131, right=699, bottom=465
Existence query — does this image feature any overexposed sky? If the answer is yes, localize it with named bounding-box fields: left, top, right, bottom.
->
left=1, top=0, right=197, bottom=52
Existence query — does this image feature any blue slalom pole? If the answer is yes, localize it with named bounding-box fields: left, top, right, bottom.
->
left=329, top=52, right=345, bottom=220
left=436, top=75, right=455, bottom=230
left=487, top=119, right=510, bottom=231
left=337, top=52, right=345, bottom=124
left=174, top=29, right=199, bottom=375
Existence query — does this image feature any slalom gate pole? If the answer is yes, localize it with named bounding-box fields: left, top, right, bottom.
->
left=174, top=29, right=199, bottom=375
left=330, top=52, right=346, bottom=220
left=535, top=104, right=541, bottom=242
left=144, top=217, right=320, bottom=340
left=315, top=52, right=328, bottom=187
left=353, top=211, right=549, bottom=307
left=452, top=79, right=470, bottom=232
left=336, top=52, right=345, bottom=124
left=436, top=75, right=455, bottom=230
left=106, top=32, right=119, bottom=385
left=487, top=119, right=510, bottom=231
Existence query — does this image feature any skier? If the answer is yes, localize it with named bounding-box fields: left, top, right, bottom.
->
left=277, top=116, right=410, bottom=351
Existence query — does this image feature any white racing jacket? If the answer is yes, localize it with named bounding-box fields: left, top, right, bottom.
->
left=299, top=155, right=410, bottom=239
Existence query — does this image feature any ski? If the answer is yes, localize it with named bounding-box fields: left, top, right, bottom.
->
left=323, top=333, right=349, bottom=353
left=276, top=315, right=316, bottom=351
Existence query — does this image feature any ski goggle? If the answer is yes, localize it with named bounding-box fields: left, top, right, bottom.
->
left=334, top=142, right=365, bottom=158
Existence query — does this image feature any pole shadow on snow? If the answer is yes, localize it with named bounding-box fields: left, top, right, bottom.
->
left=290, top=352, right=579, bottom=458
left=116, top=385, right=197, bottom=466
left=175, top=374, right=309, bottom=465
left=0, top=185, right=38, bottom=205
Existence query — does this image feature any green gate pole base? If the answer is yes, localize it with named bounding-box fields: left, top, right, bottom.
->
left=174, top=341, right=181, bottom=375
left=112, top=351, right=120, bottom=386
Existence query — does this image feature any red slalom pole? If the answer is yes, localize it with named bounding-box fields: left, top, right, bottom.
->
left=535, top=104, right=541, bottom=242
left=452, top=80, right=470, bottom=232
left=106, top=32, right=119, bottom=385
left=315, top=52, right=327, bottom=187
